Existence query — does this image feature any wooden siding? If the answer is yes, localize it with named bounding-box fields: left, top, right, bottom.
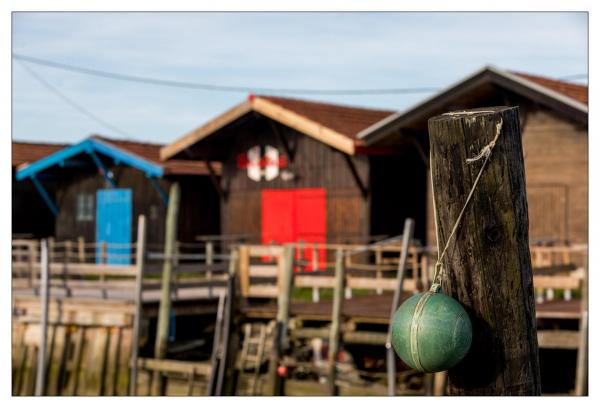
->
left=426, top=107, right=588, bottom=246
left=219, top=116, right=369, bottom=243
left=12, top=169, right=57, bottom=238
left=54, top=166, right=220, bottom=246
left=521, top=110, right=587, bottom=244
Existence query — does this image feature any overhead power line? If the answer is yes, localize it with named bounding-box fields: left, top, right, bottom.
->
left=12, top=53, right=441, bottom=96
left=16, top=59, right=133, bottom=138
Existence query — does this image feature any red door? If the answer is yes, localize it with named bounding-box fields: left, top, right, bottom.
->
left=262, top=188, right=326, bottom=271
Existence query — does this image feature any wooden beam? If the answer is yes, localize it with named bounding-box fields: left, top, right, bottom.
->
left=34, top=239, right=50, bottom=396
left=148, top=177, right=169, bottom=205
left=129, top=215, right=147, bottom=396
left=269, top=120, right=297, bottom=163
left=30, top=175, right=59, bottom=216
left=343, top=154, right=369, bottom=198
left=537, top=330, right=580, bottom=349
left=328, top=249, right=345, bottom=396
left=88, top=150, right=116, bottom=188
left=267, top=245, right=294, bottom=396
left=152, top=183, right=180, bottom=395
left=386, top=218, right=414, bottom=397
left=253, top=97, right=356, bottom=155
left=206, top=161, right=227, bottom=200
left=160, top=100, right=252, bottom=160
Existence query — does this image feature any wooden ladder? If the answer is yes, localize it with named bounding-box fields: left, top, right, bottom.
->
left=238, top=322, right=273, bottom=395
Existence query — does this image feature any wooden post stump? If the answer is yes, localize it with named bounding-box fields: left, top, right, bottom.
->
left=152, top=183, right=180, bottom=395
left=428, top=106, right=540, bottom=395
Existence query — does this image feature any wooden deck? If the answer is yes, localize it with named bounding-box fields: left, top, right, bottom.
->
left=241, top=294, right=583, bottom=324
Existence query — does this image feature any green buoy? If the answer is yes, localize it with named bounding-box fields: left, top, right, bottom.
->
left=391, top=291, right=472, bottom=373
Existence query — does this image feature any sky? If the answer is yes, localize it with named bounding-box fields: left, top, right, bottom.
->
left=11, top=12, right=588, bottom=145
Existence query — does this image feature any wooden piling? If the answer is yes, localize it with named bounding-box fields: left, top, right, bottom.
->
left=129, top=215, right=147, bottom=396
left=386, top=218, right=414, bottom=396
left=35, top=239, right=50, bottom=396
left=327, top=248, right=345, bottom=396
left=575, top=256, right=588, bottom=396
left=428, top=107, right=541, bottom=395
left=153, top=183, right=180, bottom=395
left=267, top=244, right=294, bottom=396
left=206, top=241, right=214, bottom=298
left=78, top=236, right=85, bottom=263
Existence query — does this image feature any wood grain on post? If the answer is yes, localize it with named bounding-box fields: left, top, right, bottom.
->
left=328, top=248, right=345, bottom=396
left=428, top=106, right=540, bottom=395
left=129, top=215, right=147, bottom=396
left=386, top=218, right=414, bottom=396
left=267, top=244, right=294, bottom=396
left=153, top=183, right=180, bottom=395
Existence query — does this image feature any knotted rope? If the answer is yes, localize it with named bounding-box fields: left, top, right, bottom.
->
left=429, top=116, right=503, bottom=293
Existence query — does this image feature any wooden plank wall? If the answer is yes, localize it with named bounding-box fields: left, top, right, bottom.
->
left=521, top=110, right=587, bottom=244
left=54, top=167, right=220, bottom=247
left=55, top=166, right=168, bottom=245
left=426, top=106, right=588, bottom=247
left=220, top=117, right=370, bottom=243
left=12, top=298, right=135, bottom=396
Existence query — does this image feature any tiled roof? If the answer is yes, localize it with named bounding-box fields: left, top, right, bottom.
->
left=92, top=135, right=219, bottom=176
left=12, top=141, right=68, bottom=167
left=511, top=72, right=588, bottom=105
left=259, top=95, right=394, bottom=139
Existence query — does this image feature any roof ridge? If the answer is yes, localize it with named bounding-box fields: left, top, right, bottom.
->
left=508, top=70, right=588, bottom=90
left=256, top=94, right=394, bottom=114
left=91, top=134, right=165, bottom=148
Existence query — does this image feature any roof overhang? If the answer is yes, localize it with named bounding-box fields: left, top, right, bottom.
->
left=16, top=137, right=164, bottom=181
left=160, top=96, right=357, bottom=161
left=358, top=65, right=588, bottom=146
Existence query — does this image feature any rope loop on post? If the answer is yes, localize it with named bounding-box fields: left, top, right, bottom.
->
left=429, top=117, right=503, bottom=293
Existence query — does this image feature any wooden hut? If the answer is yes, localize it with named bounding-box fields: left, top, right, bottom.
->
left=159, top=95, right=430, bottom=252
left=12, top=141, right=67, bottom=239
left=358, top=66, right=588, bottom=246
left=15, top=135, right=221, bottom=256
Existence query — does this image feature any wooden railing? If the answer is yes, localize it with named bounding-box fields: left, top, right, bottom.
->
left=236, top=242, right=588, bottom=301
left=11, top=238, right=233, bottom=300
left=237, top=242, right=437, bottom=299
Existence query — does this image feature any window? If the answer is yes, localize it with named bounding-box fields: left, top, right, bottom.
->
left=76, top=193, right=94, bottom=221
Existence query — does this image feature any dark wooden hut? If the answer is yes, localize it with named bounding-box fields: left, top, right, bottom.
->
left=12, top=141, right=67, bottom=239
left=358, top=66, right=588, bottom=245
left=160, top=95, right=429, bottom=249
left=15, top=135, right=221, bottom=256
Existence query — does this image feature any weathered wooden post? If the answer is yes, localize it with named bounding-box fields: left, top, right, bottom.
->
left=77, top=236, right=85, bottom=263
left=386, top=218, right=414, bottom=396
left=267, top=244, right=294, bottom=396
left=575, top=253, right=588, bottom=396
left=129, top=215, right=147, bottom=396
left=328, top=248, right=345, bottom=396
left=35, top=239, right=50, bottom=396
left=206, top=241, right=214, bottom=298
left=428, top=107, right=540, bottom=395
left=152, top=183, right=180, bottom=395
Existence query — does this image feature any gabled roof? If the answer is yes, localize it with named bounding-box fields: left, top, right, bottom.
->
left=15, top=135, right=217, bottom=181
left=358, top=66, right=588, bottom=146
left=160, top=95, right=393, bottom=159
left=92, top=136, right=218, bottom=176
left=12, top=141, right=68, bottom=167
left=512, top=71, right=587, bottom=105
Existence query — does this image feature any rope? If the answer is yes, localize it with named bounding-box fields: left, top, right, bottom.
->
left=429, top=117, right=503, bottom=293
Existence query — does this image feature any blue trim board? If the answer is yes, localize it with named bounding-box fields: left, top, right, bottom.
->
left=15, top=138, right=164, bottom=181
left=31, top=175, right=59, bottom=216
left=149, top=177, right=169, bottom=205
left=88, top=150, right=117, bottom=188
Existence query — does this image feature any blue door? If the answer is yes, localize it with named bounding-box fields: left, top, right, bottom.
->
left=96, top=189, right=132, bottom=265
